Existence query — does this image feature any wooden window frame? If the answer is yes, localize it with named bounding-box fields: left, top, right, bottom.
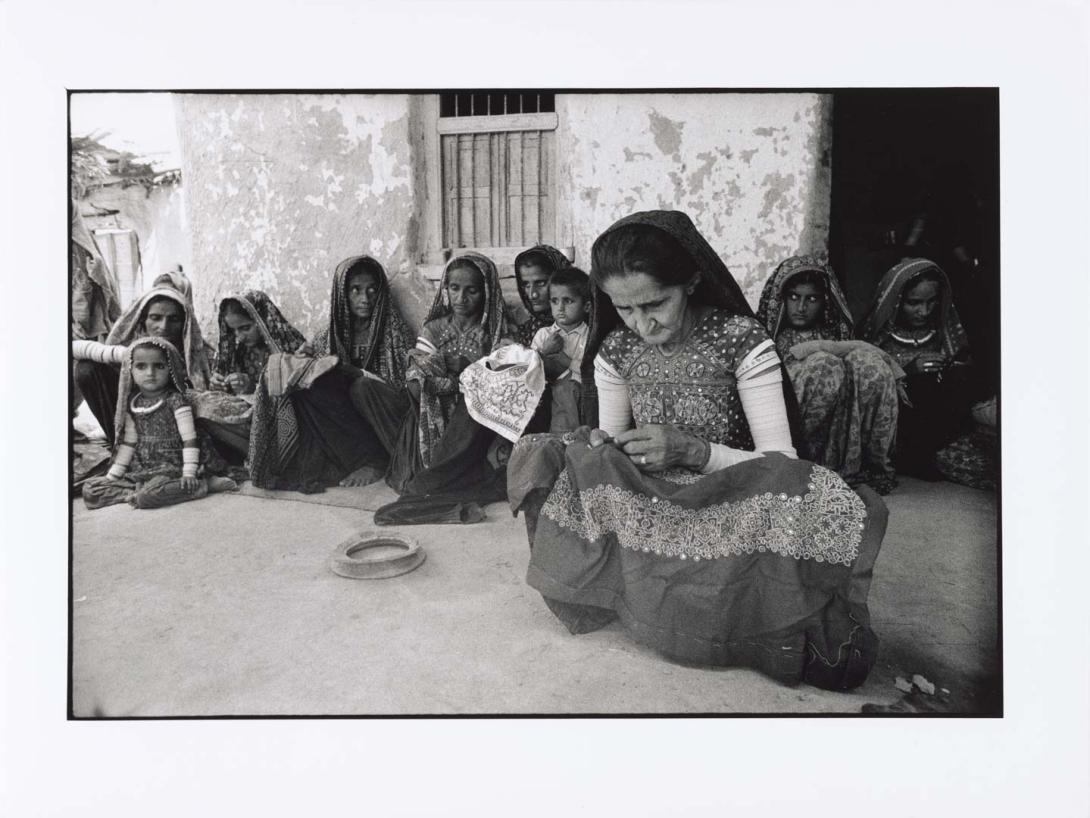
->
left=417, top=96, right=571, bottom=281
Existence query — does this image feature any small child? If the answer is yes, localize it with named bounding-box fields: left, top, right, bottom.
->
left=82, top=337, right=237, bottom=510
left=531, top=267, right=591, bottom=433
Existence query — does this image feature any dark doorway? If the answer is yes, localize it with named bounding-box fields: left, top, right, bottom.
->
left=829, top=89, right=999, bottom=393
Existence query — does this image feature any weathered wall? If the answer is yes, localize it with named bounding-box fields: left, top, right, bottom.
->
left=176, top=93, right=431, bottom=340
left=556, top=93, right=832, bottom=308
left=176, top=93, right=831, bottom=341
left=81, top=182, right=192, bottom=293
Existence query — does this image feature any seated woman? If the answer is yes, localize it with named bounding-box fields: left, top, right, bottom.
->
left=248, top=255, right=413, bottom=492
left=860, top=258, right=981, bottom=480
left=512, top=245, right=570, bottom=346
left=352, top=253, right=514, bottom=522
left=73, top=281, right=213, bottom=445
left=189, top=290, right=306, bottom=459
left=756, top=256, right=903, bottom=494
left=507, top=211, right=888, bottom=691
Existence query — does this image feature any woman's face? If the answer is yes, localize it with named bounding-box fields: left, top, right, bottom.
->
left=224, top=308, right=263, bottom=348
left=143, top=297, right=185, bottom=347
left=446, top=265, right=485, bottom=319
left=518, top=264, right=552, bottom=318
left=783, top=280, right=825, bottom=330
left=600, top=272, right=692, bottom=347
left=346, top=270, right=380, bottom=321
left=898, top=278, right=941, bottom=329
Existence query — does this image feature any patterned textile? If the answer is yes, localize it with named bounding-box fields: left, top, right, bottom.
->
left=111, top=336, right=222, bottom=479
left=410, top=253, right=510, bottom=466
left=71, top=205, right=121, bottom=341
left=513, top=244, right=570, bottom=345
left=935, top=429, right=997, bottom=491
left=859, top=257, right=971, bottom=366
left=584, top=210, right=802, bottom=443
left=312, top=255, right=414, bottom=384
left=460, top=344, right=546, bottom=443
left=757, top=257, right=901, bottom=493
left=598, top=309, right=769, bottom=450
left=541, top=460, right=866, bottom=564
left=510, top=428, right=887, bottom=690
left=106, top=286, right=213, bottom=390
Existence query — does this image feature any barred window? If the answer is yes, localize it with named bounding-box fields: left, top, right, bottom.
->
left=436, top=91, right=557, bottom=250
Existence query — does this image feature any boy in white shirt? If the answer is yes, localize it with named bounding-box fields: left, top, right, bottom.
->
left=530, top=267, right=590, bottom=433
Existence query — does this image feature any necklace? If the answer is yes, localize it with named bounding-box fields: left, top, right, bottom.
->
left=130, top=394, right=164, bottom=414
left=890, top=328, right=936, bottom=347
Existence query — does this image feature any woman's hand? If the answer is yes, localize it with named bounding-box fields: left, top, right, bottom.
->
left=588, top=428, right=615, bottom=448
left=295, top=341, right=315, bottom=357
left=180, top=476, right=200, bottom=493
left=226, top=372, right=253, bottom=394
left=907, top=352, right=947, bottom=375
left=788, top=340, right=826, bottom=360
left=613, top=424, right=705, bottom=472
left=209, top=372, right=229, bottom=392
left=443, top=352, right=471, bottom=375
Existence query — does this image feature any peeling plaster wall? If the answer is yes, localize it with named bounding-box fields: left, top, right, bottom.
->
left=557, top=94, right=832, bottom=308
left=176, top=94, right=428, bottom=340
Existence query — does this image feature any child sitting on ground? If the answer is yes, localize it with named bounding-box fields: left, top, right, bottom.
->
left=82, top=336, right=237, bottom=510
left=530, top=267, right=590, bottom=433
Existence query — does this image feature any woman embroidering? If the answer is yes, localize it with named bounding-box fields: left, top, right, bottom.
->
left=508, top=211, right=888, bottom=691
left=189, top=290, right=306, bottom=461
left=352, top=253, right=516, bottom=522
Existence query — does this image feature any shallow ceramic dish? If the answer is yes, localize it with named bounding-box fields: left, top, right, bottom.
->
left=329, top=531, right=426, bottom=579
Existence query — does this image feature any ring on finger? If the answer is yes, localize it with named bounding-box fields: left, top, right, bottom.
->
left=638, top=454, right=647, bottom=465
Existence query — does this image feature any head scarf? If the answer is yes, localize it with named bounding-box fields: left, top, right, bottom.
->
left=859, top=257, right=970, bottom=360
left=514, top=244, right=571, bottom=331
left=152, top=270, right=194, bottom=302
left=113, top=335, right=189, bottom=442
left=582, top=210, right=758, bottom=424
left=214, top=290, right=306, bottom=377
left=321, top=255, right=413, bottom=384
left=756, top=255, right=854, bottom=341
left=426, top=252, right=509, bottom=351
left=106, top=286, right=213, bottom=390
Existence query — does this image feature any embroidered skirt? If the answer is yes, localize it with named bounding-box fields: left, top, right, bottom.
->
left=508, top=429, right=888, bottom=690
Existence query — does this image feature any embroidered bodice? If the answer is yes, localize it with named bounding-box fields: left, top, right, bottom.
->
left=597, top=310, right=770, bottom=451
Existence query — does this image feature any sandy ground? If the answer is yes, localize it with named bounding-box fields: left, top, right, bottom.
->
left=71, top=475, right=998, bottom=716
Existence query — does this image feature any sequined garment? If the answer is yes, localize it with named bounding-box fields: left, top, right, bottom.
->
left=597, top=310, right=768, bottom=451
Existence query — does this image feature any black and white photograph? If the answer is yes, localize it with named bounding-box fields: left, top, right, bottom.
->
left=67, top=88, right=1001, bottom=717
left=3, top=1, right=1088, bottom=815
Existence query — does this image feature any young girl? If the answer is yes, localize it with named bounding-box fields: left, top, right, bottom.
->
left=82, top=337, right=237, bottom=510
left=860, top=258, right=981, bottom=480
left=352, top=253, right=513, bottom=519
left=531, top=266, right=591, bottom=433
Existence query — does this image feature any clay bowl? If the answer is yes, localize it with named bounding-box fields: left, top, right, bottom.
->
left=329, top=531, right=426, bottom=580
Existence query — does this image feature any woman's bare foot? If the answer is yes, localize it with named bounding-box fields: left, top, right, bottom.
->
left=207, top=476, right=239, bottom=493
left=339, top=465, right=385, bottom=487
